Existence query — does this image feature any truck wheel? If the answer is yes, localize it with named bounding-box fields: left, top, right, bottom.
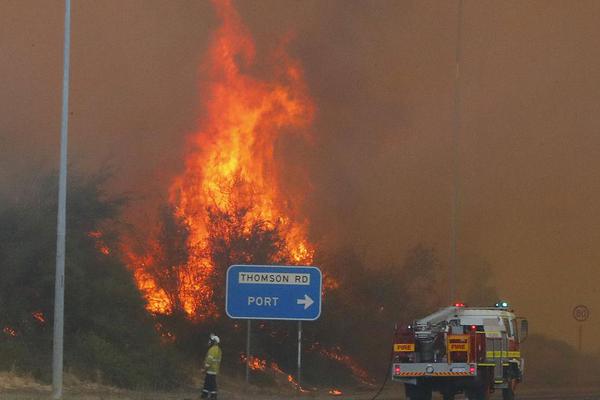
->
left=466, top=384, right=490, bottom=400
left=405, top=383, right=432, bottom=400
left=502, top=380, right=516, bottom=400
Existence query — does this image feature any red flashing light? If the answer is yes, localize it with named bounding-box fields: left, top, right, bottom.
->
left=469, top=366, right=476, bottom=374
left=394, top=365, right=401, bottom=375
left=453, top=302, right=465, bottom=307
left=470, top=325, right=477, bottom=331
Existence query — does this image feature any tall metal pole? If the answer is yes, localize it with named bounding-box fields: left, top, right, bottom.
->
left=450, top=0, right=463, bottom=304
left=53, top=0, right=71, bottom=398
left=297, top=321, right=302, bottom=389
left=245, top=320, right=251, bottom=384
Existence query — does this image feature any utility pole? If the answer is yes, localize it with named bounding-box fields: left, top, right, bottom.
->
left=53, top=0, right=71, bottom=398
left=450, top=0, right=463, bottom=304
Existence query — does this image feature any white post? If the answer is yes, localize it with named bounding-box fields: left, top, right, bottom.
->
left=297, top=321, right=302, bottom=389
left=53, top=0, right=71, bottom=398
left=246, top=320, right=251, bottom=384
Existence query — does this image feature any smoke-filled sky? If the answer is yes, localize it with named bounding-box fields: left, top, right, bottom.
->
left=2, top=0, right=600, bottom=351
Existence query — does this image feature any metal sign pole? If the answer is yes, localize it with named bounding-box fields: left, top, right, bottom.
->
left=297, top=321, right=302, bottom=389
left=53, top=0, right=71, bottom=399
left=578, top=324, right=583, bottom=352
left=246, top=320, right=251, bottom=384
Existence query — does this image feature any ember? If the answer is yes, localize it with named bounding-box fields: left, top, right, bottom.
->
left=32, top=311, right=46, bottom=324
left=2, top=327, right=17, bottom=337
left=239, top=354, right=267, bottom=371
left=88, top=230, right=110, bottom=255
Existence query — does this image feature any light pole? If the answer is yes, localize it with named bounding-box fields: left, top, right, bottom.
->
left=53, top=0, right=71, bottom=398
left=450, top=0, right=463, bottom=304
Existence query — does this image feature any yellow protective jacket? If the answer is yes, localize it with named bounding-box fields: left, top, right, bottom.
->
left=204, top=345, right=222, bottom=375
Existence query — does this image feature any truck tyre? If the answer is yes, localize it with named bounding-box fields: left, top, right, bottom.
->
left=405, top=383, right=432, bottom=400
left=502, top=379, right=517, bottom=400
left=502, top=387, right=515, bottom=400
left=466, top=384, right=490, bottom=400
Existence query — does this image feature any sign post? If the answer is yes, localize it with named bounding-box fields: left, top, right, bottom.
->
left=297, top=321, right=302, bottom=387
left=572, top=304, right=590, bottom=352
left=245, top=320, right=251, bottom=384
left=226, top=265, right=322, bottom=388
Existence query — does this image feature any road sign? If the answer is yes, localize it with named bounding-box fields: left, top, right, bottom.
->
left=573, top=304, right=590, bottom=322
left=226, top=265, right=322, bottom=321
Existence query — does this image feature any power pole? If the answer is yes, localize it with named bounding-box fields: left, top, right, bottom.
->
left=450, top=0, right=463, bottom=303
left=53, top=0, right=71, bottom=398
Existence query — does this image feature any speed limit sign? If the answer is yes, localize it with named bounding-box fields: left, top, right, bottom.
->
left=573, top=305, right=590, bottom=322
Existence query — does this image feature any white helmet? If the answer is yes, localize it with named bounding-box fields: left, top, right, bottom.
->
left=209, top=333, right=220, bottom=344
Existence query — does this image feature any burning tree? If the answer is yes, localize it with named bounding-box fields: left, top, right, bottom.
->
left=127, top=0, right=315, bottom=322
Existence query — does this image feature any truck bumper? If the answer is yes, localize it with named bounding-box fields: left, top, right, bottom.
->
left=392, top=362, right=477, bottom=382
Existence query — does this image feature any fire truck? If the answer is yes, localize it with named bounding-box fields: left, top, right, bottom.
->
left=392, top=302, right=528, bottom=400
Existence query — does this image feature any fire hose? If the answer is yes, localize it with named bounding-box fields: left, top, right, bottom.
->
left=366, top=328, right=396, bottom=400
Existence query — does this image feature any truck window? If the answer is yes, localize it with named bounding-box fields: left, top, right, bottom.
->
left=510, top=319, right=518, bottom=341
left=502, top=318, right=514, bottom=337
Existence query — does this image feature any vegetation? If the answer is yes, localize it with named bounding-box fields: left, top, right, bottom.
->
left=0, top=171, right=186, bottom=389
left=7, top=169, right=592, bottom=392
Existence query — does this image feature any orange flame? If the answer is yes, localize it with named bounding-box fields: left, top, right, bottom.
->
left=3, top=327, right=17, bottom=337
left=240, top=354, right=267, bottom=371
left=32, top=311, right=46, bottom=324
left=129, top=0, right=316, bottom=319
left=88, top=231, right=110, bottom=255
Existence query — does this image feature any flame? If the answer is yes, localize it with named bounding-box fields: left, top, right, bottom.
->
left=3, top=327, right=17, bottom=337
left=329, top=388, right=343, bottom=396
left=154, top=322, right=176, bottom=343
left=239, top=354, right=267, bottom=371
left=88, top=231, right=110, bottom=255
left=129, top=0, right=316, bottom=319
left=32, top=311, right=46, bottom=324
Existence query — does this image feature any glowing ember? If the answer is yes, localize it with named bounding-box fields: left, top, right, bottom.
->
left=329, top=388, right=343, bottom=396
left=3, top=327, right=17, bottom=337
left=88, top=231, right=110, bottom=255
left=129, top=0, right=317, bottom=319
left=32, top=311, right=46, bottom=324
left=239, top=354, right=267, bottom=371
left=154, top=322, right=176, bottom=342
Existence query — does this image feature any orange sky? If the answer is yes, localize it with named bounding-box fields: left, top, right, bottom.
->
left=2, top=0, right=600, bottom=352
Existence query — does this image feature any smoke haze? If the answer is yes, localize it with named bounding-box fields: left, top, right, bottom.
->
left=2, top=0, right=600, bottom=351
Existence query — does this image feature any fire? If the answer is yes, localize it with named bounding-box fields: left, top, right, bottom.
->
left=3, top=327, right=17, bottom=337
left=329, top=388, right=343, bottom=396
left=239, top=354, right=267, bottom=371
left=32, top=311, right=46, bottom=324
left=88, top=231, right=110, bottom=255
left=129, top=0, right=316, bottom=319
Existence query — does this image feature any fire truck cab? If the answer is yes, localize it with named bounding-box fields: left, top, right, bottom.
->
left=392, top=302, right=528, bottom=400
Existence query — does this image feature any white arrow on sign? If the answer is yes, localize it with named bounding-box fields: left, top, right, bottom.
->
left=297, top=294, right=314, bottom=310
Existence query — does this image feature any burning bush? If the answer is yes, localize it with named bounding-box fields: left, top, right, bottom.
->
left=0, top=171, right=186, bottom=389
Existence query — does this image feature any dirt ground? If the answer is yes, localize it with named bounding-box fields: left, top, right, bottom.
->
left=3, top=373, right=600, bottom=400
left=0, top=372, right=406, bottom=400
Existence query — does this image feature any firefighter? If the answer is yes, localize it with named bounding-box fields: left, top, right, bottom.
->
left=201, top=333, right=222, bottom=400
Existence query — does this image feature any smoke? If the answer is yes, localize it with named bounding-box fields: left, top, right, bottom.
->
left=3, top=0, right=600, bottom=351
